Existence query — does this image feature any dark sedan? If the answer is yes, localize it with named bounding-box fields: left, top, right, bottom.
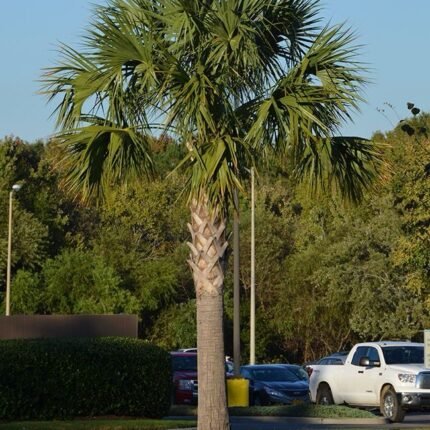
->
left=240, top=364, right=310, bottom=406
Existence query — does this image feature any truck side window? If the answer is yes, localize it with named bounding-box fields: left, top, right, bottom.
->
left=367, top=347, right=380, bottom=363
left=351, top=346, right=369, bottom=366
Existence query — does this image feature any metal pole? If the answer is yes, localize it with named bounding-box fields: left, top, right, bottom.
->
left=233, top=189, right=240, bottom=375
left=6, top=190, right=13, bottom=316
left=250, top=167, right=255, bottom=364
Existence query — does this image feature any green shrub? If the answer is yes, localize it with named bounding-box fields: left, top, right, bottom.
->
left=0, top=337, right=171, bottom=419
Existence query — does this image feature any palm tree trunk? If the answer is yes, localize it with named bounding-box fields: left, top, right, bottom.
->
left=188, top=198, right=229, bottom=430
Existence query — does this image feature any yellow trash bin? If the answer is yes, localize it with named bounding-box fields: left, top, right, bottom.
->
left=227, top=377, right=249, bottom=407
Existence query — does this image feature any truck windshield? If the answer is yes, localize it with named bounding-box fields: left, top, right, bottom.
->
left=172, top=355, right=198, bottom=371
left=382, top=346, right=424, bottom=364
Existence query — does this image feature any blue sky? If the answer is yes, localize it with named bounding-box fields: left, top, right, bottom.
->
left=1, top=0, right=428, bottom=142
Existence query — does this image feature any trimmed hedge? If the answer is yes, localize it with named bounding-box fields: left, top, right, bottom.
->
left=0, top=337, right=171, bottom=420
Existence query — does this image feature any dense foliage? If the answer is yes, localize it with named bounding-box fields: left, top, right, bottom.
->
left=0, top=109, right=429, bottom=363
left=0, top=337, right=171, bottom=419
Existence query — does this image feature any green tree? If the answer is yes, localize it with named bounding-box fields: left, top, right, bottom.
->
left=42, top=1, right=380, bottom=427
left=43, top=249, right=140, bottom=314
left=9, top=270, right=42, bottom=314
left=0, top=138, right=49, bottom=290
left=13, top=249, right=140, bottom=314
left=0, top=137, right=98, bottom=276
left=376, top=109, right=430, bottom=332
left=91, top=176, right=193, bottom=328
left=225, top=174, right=297, bottom=361
left=149, top=300, right=197, bottom=350
left=388, top=113, right=430, bottom=301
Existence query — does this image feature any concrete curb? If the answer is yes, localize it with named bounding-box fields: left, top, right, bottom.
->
left=230, top=415, right=387, bottom=424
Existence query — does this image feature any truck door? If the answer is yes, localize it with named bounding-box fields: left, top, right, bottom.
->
left=344, top=346, right=381, bottom=406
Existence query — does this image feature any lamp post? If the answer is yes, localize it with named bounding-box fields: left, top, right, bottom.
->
left=250, top=167, right=255, bottom=364
left=6, top=184, right=21, bottom=316
left=233, top=188, right=240, bottom=375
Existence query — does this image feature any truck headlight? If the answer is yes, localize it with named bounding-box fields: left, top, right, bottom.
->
left=398, top=373, right=416, bottom=384
left=178, top=379, right=194, bottom=390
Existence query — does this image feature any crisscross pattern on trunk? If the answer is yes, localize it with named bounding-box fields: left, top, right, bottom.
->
left=188, top=198, right=229, bottom=430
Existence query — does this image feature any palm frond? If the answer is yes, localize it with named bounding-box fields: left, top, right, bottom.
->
left=294, top=136, right=383, bottom=203
left=41, top=44, right=99, bottom=130
left=241, top=22, right=371, bottom=201
left=186, top=134, right=250, bottom=209
left=55, top=123, right=153, bottom=200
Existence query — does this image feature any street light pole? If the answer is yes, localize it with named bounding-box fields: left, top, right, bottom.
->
left=6, top=184, right=21, bottom=316
left=233, top=188, right=240, bottom=375
left=250, top=167, right=255, bottom=364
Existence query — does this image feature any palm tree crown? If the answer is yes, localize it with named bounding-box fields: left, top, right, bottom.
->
left=42, top=0, right=379, bottom=208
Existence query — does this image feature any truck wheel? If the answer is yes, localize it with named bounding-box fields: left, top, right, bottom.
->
left=316, top=384, right=334, bottom=405
left=380, top=386, right=405, bottom=422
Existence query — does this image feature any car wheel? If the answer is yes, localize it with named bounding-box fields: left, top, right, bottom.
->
left=316, top=383, right=334, bottom=405
left=380, top=386, right=405, bottom=422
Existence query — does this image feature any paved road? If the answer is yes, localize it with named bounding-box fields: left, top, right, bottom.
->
left=170, top=412, right=430, bottom=429
left=229, top=412, right=430, bottom=429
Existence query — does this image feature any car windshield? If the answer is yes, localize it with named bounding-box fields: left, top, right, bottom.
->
left=249, top=367, right=300, bottom=382
left=172, top=355, right=197, bottom=371
left=382, top=346, right=424, bottom=364
left=286, top=365, right=308, bottom=380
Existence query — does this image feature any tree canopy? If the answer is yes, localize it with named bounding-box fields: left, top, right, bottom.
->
left=1, top=107, right=429, bottom=360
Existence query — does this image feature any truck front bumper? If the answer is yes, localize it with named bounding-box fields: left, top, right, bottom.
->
left=400, top=392, right=430, bottom=409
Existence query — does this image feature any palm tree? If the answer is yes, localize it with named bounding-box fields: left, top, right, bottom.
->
left=42, top=1, right=381, bottom=429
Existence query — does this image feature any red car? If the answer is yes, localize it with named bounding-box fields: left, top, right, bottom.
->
left=171, top=351, right=198, bottom=404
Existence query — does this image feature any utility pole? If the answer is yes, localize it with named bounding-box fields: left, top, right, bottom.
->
left=250, top=167, right=255, bottom=364
left=233, top=189, right=240, bottom=375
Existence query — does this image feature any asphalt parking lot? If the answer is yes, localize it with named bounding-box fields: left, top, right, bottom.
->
left=172, top=411, right=430, bottom=430
left=227, top=412, right=430, bottom=429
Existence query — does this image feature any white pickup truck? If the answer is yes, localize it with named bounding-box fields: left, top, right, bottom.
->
left=308, top=341, right=430, bottom=422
